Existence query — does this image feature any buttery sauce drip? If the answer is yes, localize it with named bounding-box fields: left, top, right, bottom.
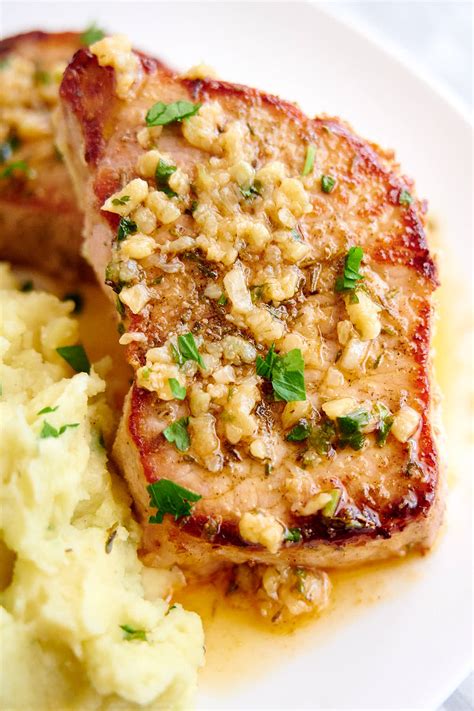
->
left=13, top=217, right=472, bottom=694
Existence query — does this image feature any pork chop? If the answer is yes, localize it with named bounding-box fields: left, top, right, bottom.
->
left=0, top=30, right=89, bottom=280
left=57, top=39, right=443, bottom=576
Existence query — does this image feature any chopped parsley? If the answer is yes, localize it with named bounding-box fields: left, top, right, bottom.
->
left=37, top=405, right=58, bottom=415
left=63, top=292, right=83, bottom=314
left=147, top=478, right=202, bottom=523
left=302, top=145, right=316, bottom=176
left=40, top=421, right=79, bottom=439
left=168, top=378, right=186, bottom=400
left=112, top=195, right=130, bottom=206
left=34, top=69, right=51, bottom=85
left=155, top=159, right=177, bottom=197
left=240, top=180, right=262, bottom=200
left=399, top=189, right=413, bottom=206
left=56, top=344, right=90, bottom=374
left=286, top=420, right=311, bottom=441
left=170, top=342, right=184, bottom=366
left=163, top=417, right=190, bottom=452
left=80, top=24, right=105, bottom=46
left=321, top=489, right=341, bottom=518
left=308, top=420, right=336, bottom=456
left=284, top=527, right=302, bottom=543
left=337, top=407, right=370, bottom=450
left=117, top=216, right=137, bottom=241
left=321, top=174, right=336, bottom=193
left=257, top=345, right=306, bottom=402
left=119, top=624, right=147, bottom=642
left=146, top=100, right=201, bottom=127
left=0, top=160, right=31, bottom=179
left=177, top=333, right=205, bottom=368
left=217, top=293, right=228, bottom=306
left=335, top=246, right=364, bottom=292
left=374, top=402, right=393, bottom=446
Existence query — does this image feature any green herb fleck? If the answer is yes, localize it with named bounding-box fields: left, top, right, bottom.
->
left=116, top=296, right=125, bottom=317
left=286, top=420, right=311, bottom=442
left=168, top=378, right=186, bottom=400
left=56, top=345, right=90, bottom=374
left=177, top=333, right=205, bottom=369
left=80, top=24, right=105, bottom=46
left=170, top=342, right=184, bottom=366
left=147, top=478, right=201, bottom=523
left=40, top=421, right=79, bottom=439
left=321, top=489, right=341, bottom=517
left=337, top=407, right=370, bottom=450
left=117, top=216, right=137, bottom=241
left=374, top=402, right=393, bottom=447
left=63, top=292, right=83, bottom=314
left=217, top=293, right=228, bottom=306
left=119, top=624, right=147, bottom=642
left=257, top=345, right=306, bottom=402
left=155, top=159, right=177, bottom=197
left=0, top=135, right=20, bottom=164
left=163, top=417, right=190, bottom=452
left=321, top=174, right=336, bottom=193
left=240, top=180, right=262, bottom=200
left=335, top=246, right=364, bottom=292
left=284, top=527, right=302, bottom=543
left=37, top=405, right=58, bottom=415
left=399, top=189, right=413, bottom=206
left=0, top=160, right=31, bottom=179
left=302, top=145, right=316, bottom=176
left=146, top=100, right=201, bottom=127
left=34, top=69, right=51, bottom=85
left=112, top=195, right=130, bottom=206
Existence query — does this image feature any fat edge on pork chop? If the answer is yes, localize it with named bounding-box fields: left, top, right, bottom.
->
left=57, top=37, right=443, bottom=576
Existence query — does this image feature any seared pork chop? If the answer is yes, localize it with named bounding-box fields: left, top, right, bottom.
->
left=0, top=31, right=89, bottom=279
left=57, top=39, right=443, bottom=575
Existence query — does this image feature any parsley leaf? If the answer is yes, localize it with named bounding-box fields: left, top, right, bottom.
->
left=308, top=420, right=336, bottom=456
left=146, top=100, right=202, bottom=127
left=217, top=293, right=228, bottom=306
left=163, top=417, right=190, bottom=452
left=117, top=216, right=137, bottom=241
left=0, top=160, right=31, bottom=179
left=20, top=280, right=33, bottom=292
left=286, top=420, right=311, bottom=441
left=272, top=349, right=306, bottom=402
left=240, top=180, right=262, bottom=200
left=302, top=145, right=316, bottom=176
left=37, top=405, right=58, bottom=415
left=80, top=24, right=105, bottom=46
left=112, top=195, right=130, bottom=206
left=399, top=189, right=413, bottom=206
left=256, top=343, right=277, bottom=379
left=337, top=407, right=370, bottom=450
left=374, top=402, right=393, bottom=446
left=168, top=378, right=186, bottom=400
left=56, top=345, right=90, bottom=374
left=284, top=527, right=302, bottom=543
left=321, top=174, right=336, bottom=193
left=40, top=421, right=79, bottom=439
left=119, top=624, right=147, bottom=641
left=177, top=333, right=205, bottom=368
left=170, top=343, right=184, bottom=366
left=155, top=159, right=177, bottom=197
left=147, top=478, right=201, bottom=523
left=257, top=346, right=306, bottom=402
left=335, top=246, right=364, bottom=292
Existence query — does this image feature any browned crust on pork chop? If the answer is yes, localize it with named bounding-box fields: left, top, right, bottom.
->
left=59, top=47, right=443, bottom=573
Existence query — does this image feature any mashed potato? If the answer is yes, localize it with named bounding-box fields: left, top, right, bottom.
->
left=0, top=264, right=204, bottom=710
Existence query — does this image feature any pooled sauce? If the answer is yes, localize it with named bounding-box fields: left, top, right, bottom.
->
left=12, top=215, right=472, bottom=695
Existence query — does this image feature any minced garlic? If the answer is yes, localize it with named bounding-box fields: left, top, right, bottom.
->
left=90, top=34, right=140, bottom=100
left=239, top=511, right=284, bottom=554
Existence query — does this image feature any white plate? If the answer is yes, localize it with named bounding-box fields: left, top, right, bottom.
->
left=2, top=2, right=472, bottom=709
